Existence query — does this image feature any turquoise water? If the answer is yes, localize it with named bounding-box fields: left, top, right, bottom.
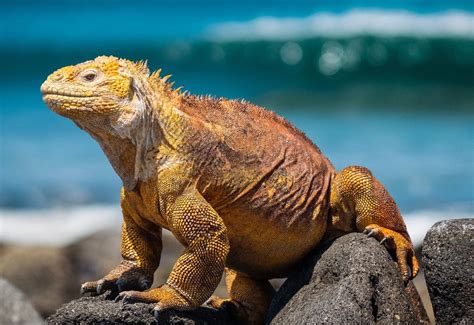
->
left=1, top=1, right=473, bottom=217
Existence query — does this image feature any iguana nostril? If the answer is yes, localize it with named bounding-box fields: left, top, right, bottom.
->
left=51, top=72, right=64, bottom=81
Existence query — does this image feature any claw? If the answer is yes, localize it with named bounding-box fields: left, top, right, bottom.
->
left=122, top=295, right=131, bottom=304
left=365, top=229, right=376, bottom=238
left=114, top=290, right=144, bottom=305
left=401, top=271, right=410, bottom=283
left=114, top=291, right=131, bottom=303
left=96, top=281, right=104, bottom=294
left=379, top=237, right=388, bottom=245
left=114, top=294, right=123, bottom=303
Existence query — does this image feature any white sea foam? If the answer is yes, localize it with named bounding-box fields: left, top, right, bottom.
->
left=0, top=205, right=121, bottom=246
left=206, top=10, right=474, bottom=41
left=0, top=205, right=471, bottom=247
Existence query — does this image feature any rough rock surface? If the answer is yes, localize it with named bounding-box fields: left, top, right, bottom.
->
left=0, top=277, right=43, bottom=325
left=47, top=293, right=237, bottom=324
left=422, top=219, right=474, bottom=324
left=267, top=233, right=428, bottom=324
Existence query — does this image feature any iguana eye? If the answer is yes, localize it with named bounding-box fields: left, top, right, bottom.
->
left=83, top=72, right=97, bottom=82
left=80, top=69, right=99, bottom=82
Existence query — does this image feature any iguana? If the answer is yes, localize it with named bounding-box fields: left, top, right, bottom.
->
left=41, top=56, right=419, bottom=324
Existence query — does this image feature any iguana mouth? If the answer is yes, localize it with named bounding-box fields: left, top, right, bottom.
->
left=41, top=83, right=94, bottom=98
left=41, top=91, right=93, bottom=98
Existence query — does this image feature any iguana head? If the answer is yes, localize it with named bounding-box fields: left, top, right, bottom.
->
left=41, top=56, right=177, bottom=190
left=41, top=56, right=157, bottom=136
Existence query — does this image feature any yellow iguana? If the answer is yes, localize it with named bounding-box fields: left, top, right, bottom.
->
left=41, top=56, right=419, bottom=324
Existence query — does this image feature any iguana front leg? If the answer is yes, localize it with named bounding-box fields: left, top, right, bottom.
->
left=116, top=190, right=230, bottom=312
left=330, top=166, right=419, bottom=282
left=81, top=196, right=161, bottom=295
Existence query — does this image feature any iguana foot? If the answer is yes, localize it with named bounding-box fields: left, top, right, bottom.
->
left=330, top=166, right=420, bottom=282
left=81, top=261, right=153, bottom=296
left=207, top=296, right=238, bottom=310
left=207, top=296, right=264, bottom=325
left=363, top=224, right=419, bottom=282
left=211, top=268, right=275, bottom=325
left=115, top=284, right=194, bottom=312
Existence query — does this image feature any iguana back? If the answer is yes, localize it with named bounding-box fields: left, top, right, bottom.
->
left=178, top=95, right=335, bottom=226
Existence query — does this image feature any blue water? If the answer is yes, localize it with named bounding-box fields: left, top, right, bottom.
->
left=1, top=1, right=473, bottom=216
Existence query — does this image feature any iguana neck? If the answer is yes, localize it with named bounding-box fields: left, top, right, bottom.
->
left=78, top=85, right=185, bottom=192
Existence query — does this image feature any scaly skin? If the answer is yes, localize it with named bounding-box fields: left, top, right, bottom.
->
left=41, top=56, right=419, bottom=324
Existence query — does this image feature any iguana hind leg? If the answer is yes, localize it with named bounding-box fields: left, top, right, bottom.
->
left=208, top=268, right=275, bottom=325
left=330, top=166, right=419, bottom=281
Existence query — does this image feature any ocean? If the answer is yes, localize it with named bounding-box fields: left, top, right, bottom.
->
left=1, top=1, right=473, bottom=245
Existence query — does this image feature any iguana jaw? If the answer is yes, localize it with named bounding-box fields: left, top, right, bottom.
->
left=41, top=85, right=97, bottom=114
left=40, top=77, right=123, bottom=118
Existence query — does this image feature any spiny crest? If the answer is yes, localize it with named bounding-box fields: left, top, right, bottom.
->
left=149, top=68, right=184, bottom=97
left=130, top=59, right=150, bottom=76
left=82, top=56, right=150, bottom=79
left=195, top=94, right=220, bottom=101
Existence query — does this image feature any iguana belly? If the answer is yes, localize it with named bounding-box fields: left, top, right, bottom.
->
left=221, top=206, right=328, bottom=279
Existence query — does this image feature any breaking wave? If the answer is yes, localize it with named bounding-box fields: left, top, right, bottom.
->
left=206, top=10, right=474, bottom=40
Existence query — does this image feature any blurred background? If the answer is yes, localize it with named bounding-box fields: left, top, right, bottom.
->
left=0, top=0, right=473, bottom=318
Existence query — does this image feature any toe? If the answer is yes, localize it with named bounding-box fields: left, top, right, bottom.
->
left=154, top=303, right=166, bottom=312
left=412, top=255, right=420, bottom=279
left=81, top=280, right=114, bottom=296
left=117, top=289, right=169, bottom=304
left=80, top=281, right=97, bottom=295
left=96, top=279, right=116, bottom=294
left=115, top=290, right=143, bottom=304
left=409, top=249, right=420, bottom=279
left=395, top=249, right=410, bottom=282
left=363, top=225, right=381, bottom=239
left=206, top=295, right=226, bottom=309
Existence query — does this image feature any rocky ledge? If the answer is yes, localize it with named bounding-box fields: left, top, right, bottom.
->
left=48, top=232, right=428, bottom=324
left=267, top=233, right=428, bottom=324
left=422, top=218, right=473, bottom=324
left=47, top=293, right=237, bottom=324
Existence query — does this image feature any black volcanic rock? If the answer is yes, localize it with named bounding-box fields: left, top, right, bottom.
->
left=267, top=233, right=428, bottom=324
left=422, top=219, right=474, bottom=324
left=47, top=293, right=237, bottom=325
